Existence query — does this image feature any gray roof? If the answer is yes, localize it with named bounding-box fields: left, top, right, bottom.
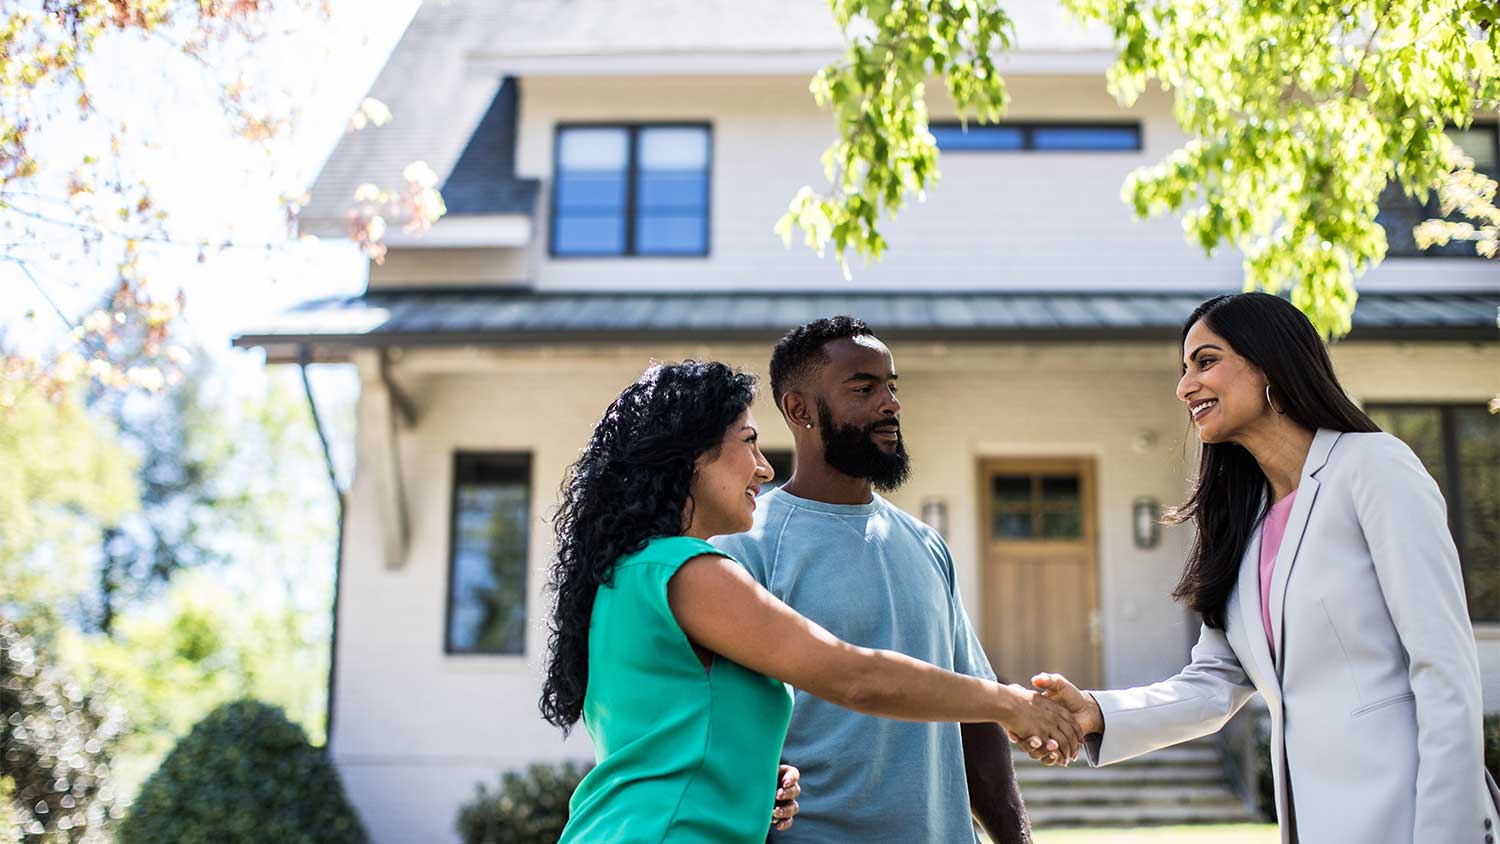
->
left=440, top=78, right=539, bottom=216
left=234, top=289, right=1500, bottom=360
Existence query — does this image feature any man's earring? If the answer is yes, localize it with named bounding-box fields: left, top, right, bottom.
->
left=805, top=423, right=812, bottom=429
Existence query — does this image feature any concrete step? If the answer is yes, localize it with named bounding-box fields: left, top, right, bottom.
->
left=1011, top=744, right=1219, bottom=767
left=1001, top=739, right=1257, bottom=828
left=1019, top=783, right=1244, bottom=807
left=1027, top=803, right=1258, bottom=827
left=1014, top=763, right=1226, bottom=786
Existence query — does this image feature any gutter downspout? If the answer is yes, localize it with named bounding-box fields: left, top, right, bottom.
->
left=300, top=345, right=345, bottom=751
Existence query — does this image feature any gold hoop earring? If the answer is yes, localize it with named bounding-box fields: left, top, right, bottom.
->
left=1265, top=384, right=1284, bottom=414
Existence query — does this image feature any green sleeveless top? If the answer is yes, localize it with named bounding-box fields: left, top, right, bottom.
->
left=560, top=536, right=794, bottom=844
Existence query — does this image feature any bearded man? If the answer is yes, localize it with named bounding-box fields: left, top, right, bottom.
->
left=712, top=316, right=1034, bottom=844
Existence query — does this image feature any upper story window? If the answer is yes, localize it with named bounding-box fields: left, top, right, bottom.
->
left=930, top=121, right=1141, bottom=153
left=446, top=453, right=531, bottom=655
left=551, top=124, right=711, bottom=257
left=1378, top=121, right=1498, bottom=258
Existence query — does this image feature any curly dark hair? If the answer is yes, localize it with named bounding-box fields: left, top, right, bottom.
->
left=539, top=360, right=758, bottom=732
left=768, top=316, right=874, bottom=411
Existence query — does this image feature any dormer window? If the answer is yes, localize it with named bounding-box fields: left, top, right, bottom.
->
left=551, top=124, right=711, bottom=257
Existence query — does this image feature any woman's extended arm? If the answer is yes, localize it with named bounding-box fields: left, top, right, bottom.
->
left=667, top=554, right=1082, bottom=757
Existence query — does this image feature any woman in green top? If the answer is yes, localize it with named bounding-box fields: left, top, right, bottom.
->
left=542, top=361, right=1081, bottom=844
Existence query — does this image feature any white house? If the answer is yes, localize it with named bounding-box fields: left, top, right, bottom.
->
left=235, top=2, right=1500, bottom=842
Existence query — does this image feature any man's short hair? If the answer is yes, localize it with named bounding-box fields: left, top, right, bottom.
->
left=768, top=316, right=875, bottom=413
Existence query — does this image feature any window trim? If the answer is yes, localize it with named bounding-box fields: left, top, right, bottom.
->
left=1366, top=402, right=1497, bottom=623
left=549, top=121, right=713, bottom=259
left=929, top=120, right=1143, bottom=153
left=444, top=451, right=534, bottom=657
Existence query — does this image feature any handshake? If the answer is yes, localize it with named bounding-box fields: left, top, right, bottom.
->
left=996, top=672, right=1105, bottom=766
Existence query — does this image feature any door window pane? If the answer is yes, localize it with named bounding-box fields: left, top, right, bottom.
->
left=1041, top=476, right=1080, bottom=505
left=994, top=511, right=1032, bottom=540
left=1041, top=510, right=1083, bottom=539
left=993, top=475, right=1030, bottom=506
left=991, top=471, right=1085, bottom=541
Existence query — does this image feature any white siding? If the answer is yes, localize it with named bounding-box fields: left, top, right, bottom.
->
left=510, top=74, right=1499, bottom=293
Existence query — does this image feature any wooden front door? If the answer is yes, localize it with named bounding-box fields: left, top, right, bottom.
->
left=979, top=458, right=1102, bottom=690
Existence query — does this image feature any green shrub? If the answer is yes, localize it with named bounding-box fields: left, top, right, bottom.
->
left=1485, top=713, right=1499, bottom=783
left=0, top=618, right=124, bottom=844
left=117, top=699, right=365, bottom=844
left=456, top=761, right=592, bottom=844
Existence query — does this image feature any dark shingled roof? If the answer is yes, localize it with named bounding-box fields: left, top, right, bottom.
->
left=233, top=288, right=1500, bottom=360
left=440, top=77, right=540, bottom=216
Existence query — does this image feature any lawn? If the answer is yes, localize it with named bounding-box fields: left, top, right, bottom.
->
left=1030, top=825, right=1279, bottom=843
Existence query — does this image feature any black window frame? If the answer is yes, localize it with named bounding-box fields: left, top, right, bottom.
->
left=1366, top=402, right=1499, bottom=624
left=929, top=120, right=1143, bottom=153
left=444, top=451, right=534, bottom=656
left=549, top=122, right=713, bottom=259
left=1378, top=120, right=1499, bottom=259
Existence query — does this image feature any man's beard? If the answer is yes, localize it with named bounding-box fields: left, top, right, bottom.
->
left=816, top=399, right=911, bottom=492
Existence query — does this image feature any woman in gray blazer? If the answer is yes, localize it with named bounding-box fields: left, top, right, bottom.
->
left=1020, top=292, right=1497, bottom=844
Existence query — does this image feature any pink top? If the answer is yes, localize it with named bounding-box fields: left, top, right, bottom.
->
left=1259, top=489, right=1298, bottom=659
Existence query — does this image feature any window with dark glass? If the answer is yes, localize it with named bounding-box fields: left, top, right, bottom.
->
left=931, top=122, right=1141, bottom=153
left=447, top=453, right=532, bottom=654
left=1367, top=404, right=1499, bottom=623
left=1377, top=122, right=1498, bottom=258
left=552, top=125, right=710, bottom=257
left=990, top=473, right=1085, bottom=540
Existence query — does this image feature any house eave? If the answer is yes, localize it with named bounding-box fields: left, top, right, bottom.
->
left=465, top=48, right=1117, bottom=78
left=237, top=324, right=1500, bottom=366
left=294, top=214, right=533, bottom=249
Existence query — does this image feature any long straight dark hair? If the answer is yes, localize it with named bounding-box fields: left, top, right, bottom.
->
left=1167, top=293, right=1379, bottom=629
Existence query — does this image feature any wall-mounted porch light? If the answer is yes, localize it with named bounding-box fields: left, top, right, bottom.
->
left=920, top=497, right=949, bottom=539
left=1132, top=496, right=1161, bottom=549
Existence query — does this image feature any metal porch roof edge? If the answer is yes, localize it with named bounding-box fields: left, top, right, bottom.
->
left=233, top=288, right=1500, bottom=361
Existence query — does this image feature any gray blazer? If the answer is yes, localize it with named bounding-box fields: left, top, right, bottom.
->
left=1086, top=429, right=1498, bottom=844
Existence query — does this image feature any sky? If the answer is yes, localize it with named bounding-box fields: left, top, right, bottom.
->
left=1, top=0, right=423, bottom=451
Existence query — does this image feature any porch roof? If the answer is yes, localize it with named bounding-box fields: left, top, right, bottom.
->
left=233, top=288, right=1500, bottom=362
